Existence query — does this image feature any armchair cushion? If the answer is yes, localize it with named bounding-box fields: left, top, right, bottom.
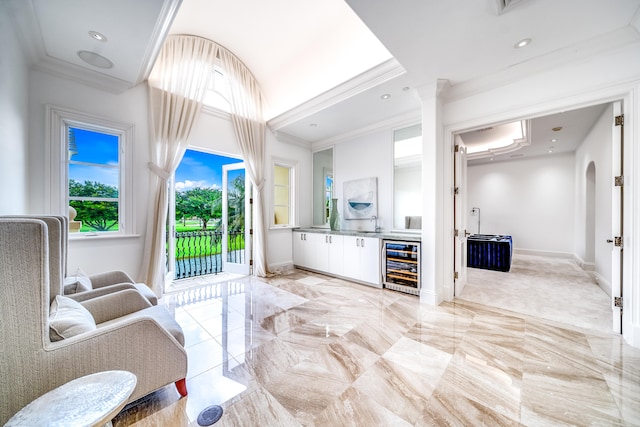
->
left=49, top=295, right=97, bottom=342
left=63, top=274, right=92, bottom=294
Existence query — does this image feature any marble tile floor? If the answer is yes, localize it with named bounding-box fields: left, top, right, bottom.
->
left=112, top=268, right=640, bottom=426
left=459, top=254, right=613, bottom=334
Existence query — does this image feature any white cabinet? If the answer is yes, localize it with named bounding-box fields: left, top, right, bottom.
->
left=293, top=231, right=314, bottom=269
left=343, top=236, right=381, bottom=286
left=317, top=234, right=344, bottom=276
left=293, top=231, right=380, bottom=286
left=294, top=231, right=344, bottom=275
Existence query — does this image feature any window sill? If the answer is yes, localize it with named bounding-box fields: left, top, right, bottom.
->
left=69, top=233, right=141, bottom=241
left=269, top=225, right=295, bottom=231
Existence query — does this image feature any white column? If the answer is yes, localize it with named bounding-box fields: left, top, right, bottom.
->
left=417, top=80, right=449, bottom=305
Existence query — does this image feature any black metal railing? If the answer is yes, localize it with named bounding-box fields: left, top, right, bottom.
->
left=169, top=229, right=245, bottom=279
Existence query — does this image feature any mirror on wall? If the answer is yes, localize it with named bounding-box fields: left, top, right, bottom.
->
left=393, top=124, right=422, bottom=230
left=312, top=148, right=333, bottom=226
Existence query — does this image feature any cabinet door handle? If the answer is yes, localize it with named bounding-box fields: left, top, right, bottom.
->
left=329, top=235, right=332, bottom=244
left=325, top=235, right=328, bottom=243
left=356, top=239, right=360, bottom=247
left=361, top=238, right=365, bottom=248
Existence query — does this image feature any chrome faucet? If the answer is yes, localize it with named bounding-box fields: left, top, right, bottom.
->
left=371, top=216, right=380, bottom=232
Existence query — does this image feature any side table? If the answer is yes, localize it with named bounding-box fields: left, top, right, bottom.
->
left=5, top=370, right=137, bottom=427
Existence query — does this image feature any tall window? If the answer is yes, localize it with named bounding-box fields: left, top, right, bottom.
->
left=272, top=160, right=296, bottom=227
left=67, top=127, right=120, bottom=233
left=203, top=66, right=232, bottom=112
left=48, top=105, right=133, bottom=236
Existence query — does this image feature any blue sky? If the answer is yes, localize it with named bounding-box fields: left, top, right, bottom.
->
left=68, top=127, right=119, bottom=187
left=69, top=128, right=242, bottom=191
left=175, top=149, right=242, bottom=191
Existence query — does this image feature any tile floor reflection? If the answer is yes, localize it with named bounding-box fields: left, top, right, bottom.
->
left=112, top=266, right=640, bottom=426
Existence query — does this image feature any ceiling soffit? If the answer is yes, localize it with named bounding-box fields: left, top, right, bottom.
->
left=10, top=0, right=181, bottom=93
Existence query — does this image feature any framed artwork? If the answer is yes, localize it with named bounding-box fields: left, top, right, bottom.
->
left=343, top=177, right=377, bottom=219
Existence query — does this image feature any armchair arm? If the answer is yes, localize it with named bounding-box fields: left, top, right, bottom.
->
left=45, top=316, right=187, bottom=404
left=66, top=283, right=138, bottom=303
left=88, top=270, right=135, bottom=288
left=80, top=289, right=152, bottom=324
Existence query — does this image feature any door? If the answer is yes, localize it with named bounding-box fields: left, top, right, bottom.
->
left=453, top=136, right=468, bottom=296
left=610, top=101, right=623, bottom=333
left=222, top=163, right=250, bottom=275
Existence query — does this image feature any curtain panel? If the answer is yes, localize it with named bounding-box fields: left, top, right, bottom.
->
left=141, top=35, right=268, bottom=294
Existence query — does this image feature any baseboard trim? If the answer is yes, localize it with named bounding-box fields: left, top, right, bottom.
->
left=269, top=261, right=294, bottom=274
left=420, top=288, right=441, bottom=306
left=513, top=248, right=575, bottom=259
left=593, top=271, right=612, bottom=297
left=573, top=254, right=596, bottom=271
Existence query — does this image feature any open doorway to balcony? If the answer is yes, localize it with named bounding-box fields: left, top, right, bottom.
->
left=166, top=149, right=250, bottom=286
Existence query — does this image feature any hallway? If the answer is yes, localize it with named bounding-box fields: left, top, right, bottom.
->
left=458, top=254, right=612, bottom=334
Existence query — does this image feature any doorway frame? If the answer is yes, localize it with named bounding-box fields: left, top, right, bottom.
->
left=440, top=85, right=637, bottom=346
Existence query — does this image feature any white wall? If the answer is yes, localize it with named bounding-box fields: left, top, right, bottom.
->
left=28, top=70, right=152, bottom=277
left=439, top=42, right=640, bottom=347
left=265, top=134, right=312, bottom=271
left=334, top=128, right=393, bottom=232
left=574, top=105, right=613, bottom=289
left=26, top=69, right=311, bottom=278
left=468, top=153, right=575, bottom=255
left=0, top=4, right=29, bottom=213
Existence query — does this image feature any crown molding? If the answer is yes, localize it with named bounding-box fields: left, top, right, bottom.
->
left=10, top=0, right=180, bottom=94
left=311, top=109, right=421, bottom=150
left=443, top=26, right=640, bottom=102
left=32, top=59, right=137, bottom=94
left=136, top=0, right=183, bottom=83
left=466, top=119, right=531, bottom=160
left=268, top=58, right=406, bottom=131
left=273, top=131, right=312, bottom=149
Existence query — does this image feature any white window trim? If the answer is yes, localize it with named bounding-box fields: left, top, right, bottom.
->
left=46, top=104, right=135, bottom=238
left=271, top=157, right=297, bottom=229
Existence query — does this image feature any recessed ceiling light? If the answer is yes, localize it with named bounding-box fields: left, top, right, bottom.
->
left=380, top=94, right=391, bottom=100
left=77, top=50, right=113, bottom=69
left=514, top=38, right=531, bottom=49
left=402, top=87, right=410, bottom=91
left=551, top=138, right=557, bottom=142
left=88, top=31, right=107, bottom=42
left=548, top=149, right=554, bottom=153
left=309, top=123, right=317, bottom=128
left=490, top=158, right=494, bottom=161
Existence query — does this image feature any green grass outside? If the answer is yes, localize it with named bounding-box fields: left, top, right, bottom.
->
left=172, top=221, right=245, bottom=259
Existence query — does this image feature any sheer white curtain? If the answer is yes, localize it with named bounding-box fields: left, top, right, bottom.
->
left=141, top=35, right=218, bottom=294
left=141, top=35, right=269, bottom=293
left=218, top=49, right=268, bottom=277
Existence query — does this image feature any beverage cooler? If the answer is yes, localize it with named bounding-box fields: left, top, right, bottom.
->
left=382, top=240, right=421, bottom=295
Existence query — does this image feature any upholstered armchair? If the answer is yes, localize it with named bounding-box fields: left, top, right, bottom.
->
left=59, top=215, right=159, bottom=305
left=0, top=217, right=188, bottom=425
left=9, top=215, right=158, bottom=305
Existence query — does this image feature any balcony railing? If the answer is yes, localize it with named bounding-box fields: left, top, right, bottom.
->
left=168, top=229, right=245, bottom=279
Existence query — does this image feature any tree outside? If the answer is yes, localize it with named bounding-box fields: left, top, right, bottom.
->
left=175, top=187, right=222, bottom=230
left=69, top=179, right=119, bottom=231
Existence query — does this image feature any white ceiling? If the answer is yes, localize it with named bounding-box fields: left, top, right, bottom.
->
left=6, top=0, right=640, bottom=158
left=463, top=103, right=609, bottom=165
left=5, top=0, right=180, bottom=93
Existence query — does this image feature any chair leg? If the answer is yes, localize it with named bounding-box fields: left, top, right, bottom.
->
left=175, top=378, right=188, bottom=396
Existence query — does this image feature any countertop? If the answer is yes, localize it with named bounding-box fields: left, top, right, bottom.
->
left=294, top=227, right=421, bottom=242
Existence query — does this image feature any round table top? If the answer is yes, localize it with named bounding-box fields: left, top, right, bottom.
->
left=5, top=370, right=137, bottom=427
